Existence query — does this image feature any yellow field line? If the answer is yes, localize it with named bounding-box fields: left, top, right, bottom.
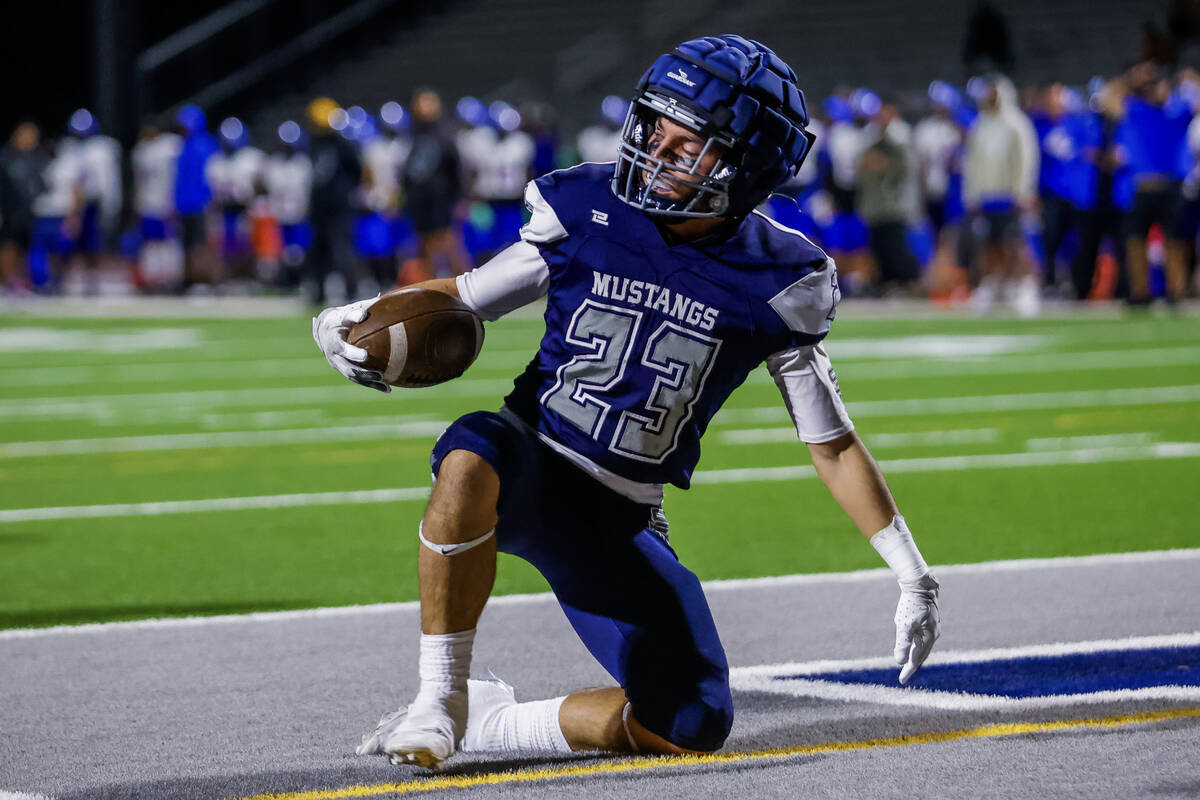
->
left=227, top=706, right=1200, bottom=800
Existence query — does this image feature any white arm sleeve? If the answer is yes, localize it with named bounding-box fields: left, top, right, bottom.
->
left=455, top=241, right=550, bottom=321
left=765, top=344, right=855, bottom=443
left=453, top=180, right=568, bottom=321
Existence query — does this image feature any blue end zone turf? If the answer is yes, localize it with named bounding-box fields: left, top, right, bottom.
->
left=777, top=645, right=1200, bottom=698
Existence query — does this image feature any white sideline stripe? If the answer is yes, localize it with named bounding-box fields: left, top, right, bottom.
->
left=691, top=442, right=1200, bottom=485
left=0, top=792, right=55, bottom=800
left=730, top=632, right=1200, bottom=711
left=0, top=488, right=431, bottom=522
left=3, top=442, right=1198, bottom=522
left=702, top=547, right=1200, bottom=591
left=730, top=676, right=1200, bottom=711
left=720, top=427, right=1000, bottom=447
left=713, top=384, right=1200, bottom=425
left=2, top=548, right=1196, bottom=641
left=0, top=421, right=451, bottom=458
left=734, top=631, right=1200, bottom=676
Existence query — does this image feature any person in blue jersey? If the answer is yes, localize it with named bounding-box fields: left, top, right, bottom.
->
left=1100, top=63, right=1192, bottom=304
left=314, top=36, right=941, bottom=768
left=174, top=105, right=220, bottom=291
left=1036, top=84, right=1102, bottom=295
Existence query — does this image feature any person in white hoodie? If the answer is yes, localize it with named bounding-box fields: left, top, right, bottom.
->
left=963, top=75, right=1041, bottom=315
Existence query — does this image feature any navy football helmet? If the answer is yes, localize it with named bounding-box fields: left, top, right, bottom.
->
left=612, top=35, right=815, bottom=220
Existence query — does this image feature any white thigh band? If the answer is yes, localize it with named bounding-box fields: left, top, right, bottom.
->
left=418, top=521, right=495, bottom=556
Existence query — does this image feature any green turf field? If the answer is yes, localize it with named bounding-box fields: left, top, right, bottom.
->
left=1, top=303, right=1198, bottom=629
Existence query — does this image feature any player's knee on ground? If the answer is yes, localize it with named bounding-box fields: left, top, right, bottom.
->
left=631, top=677, right=734, bottom=753
left=633, top=693, right=733, bottom=754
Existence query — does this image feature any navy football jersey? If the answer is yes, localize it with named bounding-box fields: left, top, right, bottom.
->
left=499, top=162, right=839, bottom=491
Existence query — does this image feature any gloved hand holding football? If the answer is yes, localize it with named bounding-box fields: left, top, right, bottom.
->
left=313, top=289, right=484, bottom=391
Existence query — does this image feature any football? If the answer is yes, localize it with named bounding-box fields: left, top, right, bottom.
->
left=345, top=289, right=484, bottom=388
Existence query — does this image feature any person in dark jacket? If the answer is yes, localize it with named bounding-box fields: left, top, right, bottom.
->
left=305, top=97, right=363, bottom=305
left=401, top=88, right=470, bottom=282
left=0, top=121, right=47, bottom=292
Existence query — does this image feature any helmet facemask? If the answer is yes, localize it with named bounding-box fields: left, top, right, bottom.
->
left=613, top=89, right=738, bottom=219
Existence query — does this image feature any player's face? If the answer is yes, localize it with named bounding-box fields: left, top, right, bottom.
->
left=641, top=115, right=725, bottom=203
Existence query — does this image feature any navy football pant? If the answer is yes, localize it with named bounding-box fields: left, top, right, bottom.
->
left=430, top=409, right=734, bottom=752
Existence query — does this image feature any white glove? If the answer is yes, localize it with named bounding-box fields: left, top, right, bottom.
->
left=312, top=295, right=390, bottom=393
left=893, top=573, right=940, bottom=685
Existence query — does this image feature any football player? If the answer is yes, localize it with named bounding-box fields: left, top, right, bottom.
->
left=315, top=35, right=941, bottom=767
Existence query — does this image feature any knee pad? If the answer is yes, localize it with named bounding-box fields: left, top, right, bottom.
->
left=418, top=521, right=495, bottom=556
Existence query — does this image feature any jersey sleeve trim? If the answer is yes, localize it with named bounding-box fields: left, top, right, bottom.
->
left=767, top=257, right=841, bottom=339
left=519, top=180, right=569, bottom=244
left=765, top=344, right=855, bottom=443
left=454, top=240, right=550, bottom=321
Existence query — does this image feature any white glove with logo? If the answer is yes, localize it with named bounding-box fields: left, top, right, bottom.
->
left=312, top=295, right=389, bottom=393
left=893, top=573, right=941, bottom=685
left=871, top=515, right=941, bottom=685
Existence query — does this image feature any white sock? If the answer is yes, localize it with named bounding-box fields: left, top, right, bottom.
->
left=413, top=629, right=475, bottom=709
left=466, top=693, right=573, bottom=753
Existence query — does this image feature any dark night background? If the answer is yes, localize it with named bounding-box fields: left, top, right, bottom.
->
left=3, top=0, right=1198, bottom=146
left=0, top=1, right=438, bottom=145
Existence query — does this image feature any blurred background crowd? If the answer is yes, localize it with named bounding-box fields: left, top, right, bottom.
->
left=1, top=0, right=1197, bottom=313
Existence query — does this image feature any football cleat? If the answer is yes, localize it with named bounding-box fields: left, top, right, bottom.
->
left=356, top=690, right=467, bottom=769
left=356, top=707, right=408, bottom=757
left=382, top=693, right=466, bottom=769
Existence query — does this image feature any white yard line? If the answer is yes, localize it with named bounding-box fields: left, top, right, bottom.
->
left=0, top=421, right=451, bottom=458
left=0, top=349, right=537, bottom=387
left=1, top=548, right=1196, bottom=640
left=0, top=488, right=430, bottom=523
left=5, top=342, right=1199, bottom=389
left=713, top=384, right=1200, bottom=425
left=3, top=442, right=1197, bottom=523
left=730, top=631, right=1200, bottom=711
left=1026, top=432, right=1156, bottom=451
left=720, top=427, right=1001, bottom=447
left=198, top=409, right=328, bottom=429
left=4, top=382, right=1199, bottom=426
left=0, top=378, right=518, bottom=420
left=1, top=423, right=995, bottom=458
left=692, top=441, right=1200, bottom=485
